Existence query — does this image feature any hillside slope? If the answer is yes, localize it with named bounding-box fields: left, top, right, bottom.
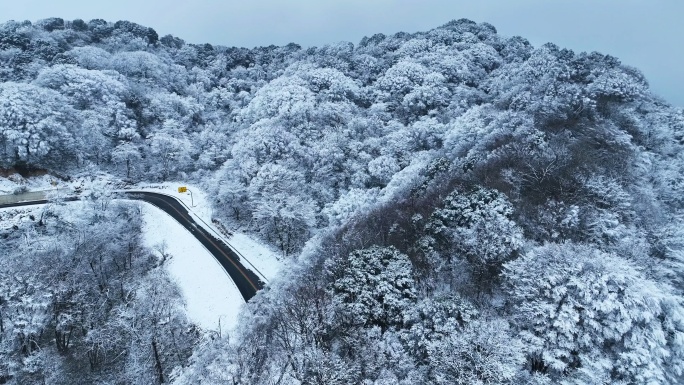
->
left=0, top=17, right=683, bottom=384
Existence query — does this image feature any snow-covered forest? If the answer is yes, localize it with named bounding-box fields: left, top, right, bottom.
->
left=0, top=17, right=683, bottom=384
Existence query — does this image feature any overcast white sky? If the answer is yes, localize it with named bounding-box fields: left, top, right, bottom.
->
left=2, top=0, right=682, bottom=106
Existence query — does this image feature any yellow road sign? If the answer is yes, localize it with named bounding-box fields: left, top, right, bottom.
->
left=178, top=186, right=187, bottom=193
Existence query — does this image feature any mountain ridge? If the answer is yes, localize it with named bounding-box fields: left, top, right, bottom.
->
left=0, top=17, right=682, bottom=384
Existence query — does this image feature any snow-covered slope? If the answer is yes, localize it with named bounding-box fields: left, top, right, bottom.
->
left=140, top=202, right=244, bottom=333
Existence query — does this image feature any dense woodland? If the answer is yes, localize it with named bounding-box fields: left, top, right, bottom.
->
left=0, top=17, right=683, bottom=384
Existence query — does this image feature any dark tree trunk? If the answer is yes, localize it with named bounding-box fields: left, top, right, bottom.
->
left=152, top=339, right=165, bottom=384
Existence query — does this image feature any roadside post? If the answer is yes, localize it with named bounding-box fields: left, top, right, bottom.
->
left=178, top=186, right=195, bottom=207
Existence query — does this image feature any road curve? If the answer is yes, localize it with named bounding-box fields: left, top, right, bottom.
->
left=0, top=191, right=264, bottom=302
left=124, top=191, right=264, bottom=301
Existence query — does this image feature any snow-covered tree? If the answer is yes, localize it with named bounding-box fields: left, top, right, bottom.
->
left=147, top=119, right=194, bottom=181
left=330, top=246, right=416, bottom=331
left=248, top=164, right=316, bottom=255
left=428, top=319, right=525, bottom=385
left=0, top=82, right=77, bottom=168
left=504, top=242, right=684, bottom=384
left=1, top=15, right=683, bottom=385
left=423, top=187, right=523, bottom=290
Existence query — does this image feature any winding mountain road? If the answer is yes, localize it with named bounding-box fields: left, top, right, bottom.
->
left=0, top=190, right=264, bottom=302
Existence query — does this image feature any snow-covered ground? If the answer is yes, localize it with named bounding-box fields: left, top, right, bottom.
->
left=1, top=177, right=284, bottom=282
left=0, top=204, right=46, bottom=229
left=140, top=202, right=244, bottom=333
left=127, top=182, right=214, bottom=224
left=1, top=176, right=284, bottom=333
left=125, top=183, right=283, bottom=333
left=227, top=232, right=282, bottom=280
left=0, top=173, right=63, bottom=194
left=125, top=182, right=283, bottom=282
